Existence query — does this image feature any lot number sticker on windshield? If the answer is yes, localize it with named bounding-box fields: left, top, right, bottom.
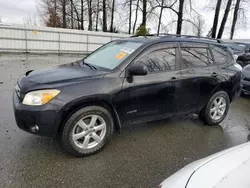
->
left=115, top=51, right=127, bottom=60
left=121, top=47, right=134, bottom=54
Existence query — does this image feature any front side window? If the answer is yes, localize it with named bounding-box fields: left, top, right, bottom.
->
left=180, top=43, right=213, bottom=69
left=84, top=41, right=143, bottom=70
left=136, top=48, right=176, bottom=73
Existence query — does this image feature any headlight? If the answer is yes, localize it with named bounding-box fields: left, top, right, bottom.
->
left=22, top=89, right=60, bottom=106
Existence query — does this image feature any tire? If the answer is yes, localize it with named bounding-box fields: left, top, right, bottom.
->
left=61, top=106, right=114, bottom=157
left=199, top=91, right=230, bottom=125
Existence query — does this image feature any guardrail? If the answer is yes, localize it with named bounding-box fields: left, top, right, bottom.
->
left=0, top=25, right=129, bottom=54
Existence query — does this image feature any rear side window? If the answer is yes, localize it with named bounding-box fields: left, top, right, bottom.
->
left=137, top=48, right=176, bottom=73
left=210, top=45, right=228, bottom=65
left=180, top=43, right=214, bottom=68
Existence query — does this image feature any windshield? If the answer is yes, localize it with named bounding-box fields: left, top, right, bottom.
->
left=226, top=43, right=247, bottom=52
left=84, top=41, right=143, bottom=70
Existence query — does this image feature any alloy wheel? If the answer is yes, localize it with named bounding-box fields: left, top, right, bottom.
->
left=72, top=115, right=107, bottom=149
left=210, top=96, right=227, bottom=121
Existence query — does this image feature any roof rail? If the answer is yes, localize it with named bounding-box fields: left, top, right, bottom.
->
left=130, top=34, right=158, bottom=38
left=164, top=34, right=223, bottom=43
left=130, top=33, right=223, bottom=43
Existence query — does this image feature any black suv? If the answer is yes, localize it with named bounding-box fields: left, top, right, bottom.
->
left=13, top=35, right=242, bottom=156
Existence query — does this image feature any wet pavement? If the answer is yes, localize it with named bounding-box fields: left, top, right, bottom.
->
left=0, top=54, right=250, bottom=188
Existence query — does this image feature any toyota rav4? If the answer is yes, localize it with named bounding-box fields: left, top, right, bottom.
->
left=13, top=35, right=242, bottom=156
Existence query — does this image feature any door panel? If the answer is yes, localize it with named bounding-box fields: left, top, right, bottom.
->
left=180, top=67, right=220, bottom=112
left=121, top=71, right=181, bottom=123
left=178, top=42, right=219, bottom=112
left=117, top=43, right=181, bottom=124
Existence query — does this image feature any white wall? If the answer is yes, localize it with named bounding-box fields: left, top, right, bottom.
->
left=0, top=25, right=130, bottom=54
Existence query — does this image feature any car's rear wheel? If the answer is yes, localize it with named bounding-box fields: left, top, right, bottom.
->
left=61, top=106, right=114, bottom=157
left=199, top=91, right=230, bottom=125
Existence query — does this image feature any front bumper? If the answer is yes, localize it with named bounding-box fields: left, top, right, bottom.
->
left=13, top=91, right=63, bottom=137
left=242, top=79, right=250, bottom=94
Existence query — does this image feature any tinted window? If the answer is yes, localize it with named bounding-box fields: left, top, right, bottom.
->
left=180, top=43, right=213, bottom=68
left=84, top=41, right=143, bottom=70
left=225, top=43, right=247, bottom=52
left=209, top=45, right=229, bottom=65
left=137, top=48, right=176, bottom=73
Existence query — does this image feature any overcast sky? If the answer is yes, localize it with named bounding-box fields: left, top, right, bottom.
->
left=0, top=0, right=249, bottom=39
left=0, top=0, right=38, bottom=24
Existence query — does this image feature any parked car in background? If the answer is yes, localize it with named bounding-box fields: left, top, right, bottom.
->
left=242, top=65, right=250, bottom=95
left=159, top=142, right=250, bottom=188
left=13, top=35, right=242, bottom=156
left=224, top=42, right=250, bottom=67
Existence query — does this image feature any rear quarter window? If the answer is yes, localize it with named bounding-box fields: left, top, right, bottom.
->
left=210, top=45, right=234, bottom=65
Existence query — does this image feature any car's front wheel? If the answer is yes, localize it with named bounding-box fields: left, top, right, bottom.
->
left=199, top=91, right=230, bottom=125
left=61, top=106, right=114, bottom=157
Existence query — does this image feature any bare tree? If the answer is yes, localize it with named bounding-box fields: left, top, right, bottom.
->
left=142, top=0, right=147, bottom=26
left=176, top=0, right=185, bottom=34
left=110, top=0, right=115, bottom=32
left=71, top=0, right=81, bottom=29
left=70, top=0, right=74, bottom=28
left=154, top=0, right=178, bottom=35
left=40, top=0, right=59, bottom=27
left=96, top=0, right=100, bottom=31
left=157, top=0, right=164, bottom=35
left=128, top=0, right=132, bottom=34
left=133, top=0, right=140, bottom=34
left=230, top=0, right=241, bottom=39
left=217, top=0, right=233, bottom=39
left=211, top=0, right=222, bottom=38
left=81, top=0, right=84, bottom=30
left=190, top=15, right=205, bottom=36
left=24, top=14, right=38, bottom=26
left=61, top=0, right=67, bottom=28
left=103, top=0, right=107, bottom=31
left=87, top=0, right=92, bottom=30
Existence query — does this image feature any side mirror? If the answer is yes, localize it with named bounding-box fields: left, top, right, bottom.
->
left=128, top=63, right=148, bottom=76
left=238, top=54, right=245, bottom=61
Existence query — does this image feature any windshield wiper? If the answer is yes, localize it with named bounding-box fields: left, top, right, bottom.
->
left=82, top=60, right=97, bottom=70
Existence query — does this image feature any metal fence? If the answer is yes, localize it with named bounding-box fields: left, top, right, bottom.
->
left=0, top=25, right=129, bottom=54
left=1, top=25, right=249, bottom=54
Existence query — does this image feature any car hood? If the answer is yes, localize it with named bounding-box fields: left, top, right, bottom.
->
left=160, top=142, right=250, bottom=188
left=25, top=61, right=107, bottom=84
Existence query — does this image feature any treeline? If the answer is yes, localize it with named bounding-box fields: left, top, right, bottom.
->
left=39, top=0, right=247, bottom=39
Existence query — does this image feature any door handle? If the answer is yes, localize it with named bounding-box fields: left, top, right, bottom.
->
left=170, top=77, right=177, bottom=82
left=211, top=72, right=218, bottom=77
